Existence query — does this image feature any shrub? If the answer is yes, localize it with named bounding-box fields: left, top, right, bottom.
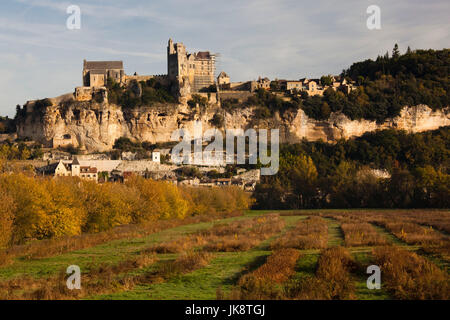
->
left=286, top=247, right=356, bottom=300
left=188, top=94, right=208, bottom=108
left=373, top=246, right=449, bottom=299
left=271, top=216, right=328, bottom=250
left=341, top=222, right=387, bottom=246
left=210, top=113, right=224, bottom=127
left=237, top=249, right=301, bottom=299
left=0, top=188, right=14, bottom=247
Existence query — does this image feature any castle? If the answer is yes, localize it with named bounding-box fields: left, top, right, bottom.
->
left=76, top=39, right=216, bottom=97
left=68, top=37, right=357, bottom=110
left=167, top=38, right=216, bottom=92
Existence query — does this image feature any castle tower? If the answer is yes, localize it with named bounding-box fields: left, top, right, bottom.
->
left=71, top=157, right=80, bottom=177
left=168, top=38, right=175, bottom=55
left=168, top=38, right=183, bottom=79
left=167, top=38, right=216, bottom=92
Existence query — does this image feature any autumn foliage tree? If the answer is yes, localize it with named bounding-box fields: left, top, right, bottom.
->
left=0, top=187, right=14, bottom=248
left=0, top=173, right=250, bottom=246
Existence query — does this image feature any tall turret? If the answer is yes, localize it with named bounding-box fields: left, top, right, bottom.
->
left=167, top=38, right=178, bottom=78
left=168, top=38, right=175, bottom=55
left=71, top=157, right=80, bottom=176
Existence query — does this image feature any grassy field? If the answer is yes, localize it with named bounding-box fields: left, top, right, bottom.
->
left=0, top=209, right=448, bottom=300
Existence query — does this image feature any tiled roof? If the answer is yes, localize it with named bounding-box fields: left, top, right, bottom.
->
left=37, top=162, right=59, bottom=174
left=80, top=166, right=98, bottom=173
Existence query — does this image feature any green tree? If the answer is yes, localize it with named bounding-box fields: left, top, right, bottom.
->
left=392, top=43, right=400, bottom=59
left=320, top=75, right=333, bottom=86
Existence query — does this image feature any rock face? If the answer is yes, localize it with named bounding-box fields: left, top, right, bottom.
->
left=16, top=98, right=450, bottom=152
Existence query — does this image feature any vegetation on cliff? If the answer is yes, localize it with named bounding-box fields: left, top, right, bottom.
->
left=339, top=47, right=449, bottom=121
left=107, top=78, right=176, bottom=108
left=303, top=47, right=449, bottom=122
left=254, top=126, right=450, bottom=209
left=0, top=141, right=43, bottom=160
left=223, top=47, right=449, bottom=123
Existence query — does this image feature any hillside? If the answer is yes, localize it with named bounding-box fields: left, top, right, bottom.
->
left=13, top=48, right=450, bottom=152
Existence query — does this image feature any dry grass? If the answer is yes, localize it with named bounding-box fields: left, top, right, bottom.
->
left=202, top=215, right=285, bottom=252
left=285, top=247, right=357, bottom=300
left=230, top=249, right=301, bottom=299
left=374, top=218, right=450, bottom=259
left=324, top=210, right=449, bottom=258
left=137, top=251, right=214, bottom=284
left=1, top=250, right=214, bottom=300
left=270, top=216, right=328, bottom=250
left=146, top=235, right=208, bottom=254
left=379, top=220, right=445, bottom=245
left=164, top=251, right=213, bottom=275
left=341, top=222, right=387, bottom=246
left=147, top=215, right=284, bottom=254
left=0, top=252, right=158, bottom=300
left=218, top=248, right=301, bottom=300
left=373, top=246, right=449, bottom=300
left=0, top=212, right=241, bottom=266
left=395, top=211, right=450, bottom=234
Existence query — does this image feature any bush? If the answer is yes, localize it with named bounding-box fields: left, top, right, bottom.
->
left=0, top=188, right=14, bottom=247
left=188, top=94, right=208, bottom=108
left=286, top=247, right=356, bottom=300
left=373, top=246, right=449, bottom=299
left=107, top=78, right=176, bottom=108
left=210, top=113, right=224, bottom=127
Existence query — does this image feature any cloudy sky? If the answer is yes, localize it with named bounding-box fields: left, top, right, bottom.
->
left=0, top=0, right=448, bottom=116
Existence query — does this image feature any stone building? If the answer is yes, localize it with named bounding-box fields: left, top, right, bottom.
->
left=37, top=158, right=98, bottom=182
left=217, top=71, right=230, bottom=88
left=286, top=80, right=303, bottom=91
left=250, top=77, right=271, bottom=92
left=167, top=39, right=216, bottom=92
left=82, top=60, right=124, bottom=87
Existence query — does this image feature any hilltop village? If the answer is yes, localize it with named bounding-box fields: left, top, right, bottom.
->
left=73, top=38, right=357, bottom=107
left=5, top=39, right=357, bottom=187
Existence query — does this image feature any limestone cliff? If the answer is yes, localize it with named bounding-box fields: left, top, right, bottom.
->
left=16, top=97, right=450, bottom=152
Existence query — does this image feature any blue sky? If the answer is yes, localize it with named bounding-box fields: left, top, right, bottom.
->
left=0, top=0, right=448, bottom=117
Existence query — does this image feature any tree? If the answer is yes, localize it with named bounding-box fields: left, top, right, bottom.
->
left=326, top=161, right=355, bottom=207
left=392, top=43, right=400, bottom=59
left=188, top=94, right=208, bottom=108
left=387, top=168, right=415, bottom=207
left=320, top=102, right=331, bottom=120
left=0, top=187, right=14, bottom=247
left=320, top=75, right=333, bottom=86
left=280, top=154, right=318, bottom=208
